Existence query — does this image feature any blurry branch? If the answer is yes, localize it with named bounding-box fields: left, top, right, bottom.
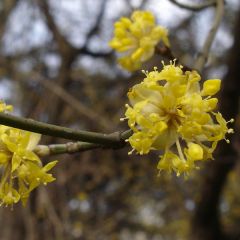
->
left=76, top=0, right=113, bottom=58
left=155, top=46, right=192, bottom=71
left=84, top=0, right=107, bottom=42
left=125, top=0, right=148, bottom=11
left=78, top=47, right=112, bottom=57
left=0, top=112, right=132, bottom=146
left=191, top=8, right=240, bottom=240
left=168, top=0, right=224, bottom=72
left=37, top=0, right=111, bottom=58
left=194, top=0, right=224, bottom=72
left=37, top=0, right=76, bottom=55
left=33, top=77, right=112, bottom=130
left=37, top=0, right=111, bottom=130
left=168, top=0, right=216, bottom=11
left=0, top=61, right=114, bottom=131
left=0, top=0, right=19, bottom=39
left=39, top=188, right=65, bottom=240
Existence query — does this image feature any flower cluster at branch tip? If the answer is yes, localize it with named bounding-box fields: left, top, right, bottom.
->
left=109, top=10, right=169, bottom=71
left=0, top=102, right=57, bottom=207
left=121, top=61, right=234, bottom=177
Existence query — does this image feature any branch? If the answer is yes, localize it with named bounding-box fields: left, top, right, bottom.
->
left=168, top=0, right=216, bottom=11
left=35, top=142, right=102, bottom=156
left=38, top=0, right=112, bottom=58
left=37, top=0, right=75, bottom=54
left=84, top=0, right=107, bottom=42
left=155, top=46, right=192, bottom=71
left=0, top=113, right=132, bottom=146
left=79, top=46, right=112, bottom=57
left=194, top=0, right=224, bottom=72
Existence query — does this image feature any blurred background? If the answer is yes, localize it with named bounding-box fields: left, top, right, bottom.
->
left=0, top=0, right=240, bottom=239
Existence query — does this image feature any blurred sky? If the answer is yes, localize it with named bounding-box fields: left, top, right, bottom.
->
left=1, top=0, right=240, bottom=102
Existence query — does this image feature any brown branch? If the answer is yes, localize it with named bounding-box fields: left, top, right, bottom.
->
left=155, top=46, right=192, bottom=71
left=37, top=0, right=76, bottom=55
left=0, top=0, right=20, bottom=39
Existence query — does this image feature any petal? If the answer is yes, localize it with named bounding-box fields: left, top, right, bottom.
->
left=12, top=153, right=22, bottom=172
left=43, top=160, right=58, bottom=172
left=201, top=79, right=221, bottom=96
left=27, top=133, right=41, bottom=151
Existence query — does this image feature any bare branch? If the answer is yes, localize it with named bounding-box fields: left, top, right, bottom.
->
left=37, top=0, right=112, bottom=58
left=0, top=0, right=20, bottom=39
left=168, top=0, right=216, bottom=11
left=194, top=0, right=224, bottom=72
left=36, top=0, right=75, bottom=54
left=155, top=45, right=192, bottom=71
left=85, top=0, right=107, bottom=42
left=78, top=46, right=112, bottom=57
left=0, top=112, right=132, bottom=146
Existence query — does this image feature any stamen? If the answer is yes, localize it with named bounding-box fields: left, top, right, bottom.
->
left=142, top=70, right=148, bottom=76
left=176, top=138, right=186, bottom=161
left=228, top=129, right=234, bottom=134
left=128, top=149, right=134, bottom=155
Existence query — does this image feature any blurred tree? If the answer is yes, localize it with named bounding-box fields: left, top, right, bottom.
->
left=0, top=0, right=239, bottom=240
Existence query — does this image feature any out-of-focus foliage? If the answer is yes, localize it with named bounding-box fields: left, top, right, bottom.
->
left=0, top=0, right=239, bottom=239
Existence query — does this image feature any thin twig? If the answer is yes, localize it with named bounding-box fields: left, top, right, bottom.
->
left=194, top=0, right=224, bottom=72
left=0, top=112, right=132, bottom=146
left=168, top=0, right=216, bottom=11
left=35, top=142, right=103, bottom=156
left=155, top=46, right=192, bottom=71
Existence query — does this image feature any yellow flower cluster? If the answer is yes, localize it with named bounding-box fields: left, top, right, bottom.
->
left=0, top=103, right=57, bottom=206
left=122, top=61, right=233, bottom=177
left=109, top=11, right=169, bottom=71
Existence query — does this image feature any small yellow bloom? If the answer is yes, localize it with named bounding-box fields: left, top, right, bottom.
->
left=123, top=61, right=233, bottom=176
left=0, top=104, right=57, bottom=206
left=109, top=11, right=169, bottom=71
left=0, top=126, right=58, bottom=206
left=0, top=183, right=20, bottom=206
left=0, top=101, right=13, bottom=112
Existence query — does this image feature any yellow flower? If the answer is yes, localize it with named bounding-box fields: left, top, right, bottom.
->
left=0, top=101, right=57, bottom=206
left=0, top=101, right=13, bottom=112
left=0, top=126, right=57, bottom=206
left=122, top=61, right=233, bottom=177
left=109, top=11, right=169, bottom=71
left=0, top=183, right=20, bottom=206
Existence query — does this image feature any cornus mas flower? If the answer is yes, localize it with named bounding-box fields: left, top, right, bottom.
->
left=109, top=11, right=169, bottom=71
left=0, top=104, right=57, bottom=206
left=0, top=127, right=58, bottom=206
left=122, top=61, right=233, bottom=177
